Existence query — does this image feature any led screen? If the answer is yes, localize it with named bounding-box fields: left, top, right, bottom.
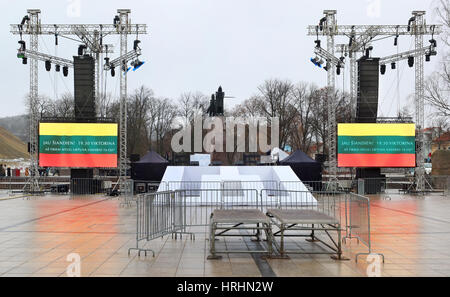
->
left=39, top=123, right=118, bottom=168
left=338, top=123, right=416, bottom=168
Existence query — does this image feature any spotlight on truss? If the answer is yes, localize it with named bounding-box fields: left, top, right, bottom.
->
left=131, top=59, right=145, bottom=71
left=310, top=57, right=323, bottom=68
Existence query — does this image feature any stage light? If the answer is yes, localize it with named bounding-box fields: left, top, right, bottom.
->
left=365, top=46, right=373, bottom=59
left=20, top=15, right=30, bottom=26
left=319, top=17, right=327, bottom=31
left=104, top=57, right=110, bottom=67
left=323, top=63, right=329, bottom=72
left=78, top=45, right=86, bottom=56
left=408, top=56, right=414, bottom=68
left=314, top=39, right=321, bottom=48
left=407, top=17, right=416, bottom=32
left=391, top=62, right=396, bottom=70
left=134, top=40, right=141, bottom=51
left=113, top=15, right=120, bottom=27
left=425, top=54, right=431, bottom=62
left=394, top=36, right=398, bottom=46
left=429, top=39, right=437, bottom=48
left=45, top=60, right=51, bottom=71
left=22, top=58, right=27, bottom=65
left=63, top=66, right=68, bottom=77
left=55, top=65, right=60, bottom=72
left=131, top=59, right=145, bottom=71
left=380, top=64, right=386, bottom=75
left=121, top=60, right=131, bottom=73
left=111, top=67, right=115, bottom=77
left=310, top=57, right=324, bottom=68
left=336, top=64, right=341, bottom=75
left=18, top=40, right=26, bottom=51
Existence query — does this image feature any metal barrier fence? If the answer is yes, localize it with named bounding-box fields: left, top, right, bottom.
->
left=129, top=188, right=381, bottom=260
left=128, top=191, right=176, bottom=256
left=344, top=193, right=384, bottom=262
left=174, top=189, right=260, bottom=229
left=128, top=189, right=259, bottom=256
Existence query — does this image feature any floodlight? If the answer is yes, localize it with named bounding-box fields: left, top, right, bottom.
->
left=408, top=56, right=414, bottom=67
left=131, top=59, right=145, bottom=71
left=45, top=60, right=51, bottom=71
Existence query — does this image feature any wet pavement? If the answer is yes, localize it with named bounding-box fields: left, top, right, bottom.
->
left=0, top=193, right=449, bottom=277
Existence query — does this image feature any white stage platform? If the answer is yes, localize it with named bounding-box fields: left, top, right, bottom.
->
left=158, top=166, right=316, bottom=204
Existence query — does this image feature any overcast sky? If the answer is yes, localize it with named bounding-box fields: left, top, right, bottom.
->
left=0, top=0, right=443, bottom=120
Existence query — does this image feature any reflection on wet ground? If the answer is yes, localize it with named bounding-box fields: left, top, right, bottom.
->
left=0, top=194, right=449, bottom=277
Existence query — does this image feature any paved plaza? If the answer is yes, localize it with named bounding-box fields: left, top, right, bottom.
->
left=0, top=193, right=449, bottom=277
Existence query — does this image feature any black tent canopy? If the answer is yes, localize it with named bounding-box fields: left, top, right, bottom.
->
left=131, top=151, right=169, bottom=182
left=279, top=150, right=322, bottom=183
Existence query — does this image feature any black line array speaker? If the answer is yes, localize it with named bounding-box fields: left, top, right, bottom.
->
left=72, top=56, right=95, bottom=183
left=356, top=58, right=383, bottom=190
left=356, top=57, right=380, bottom=123
left=74, top=55, right=96, bottom=120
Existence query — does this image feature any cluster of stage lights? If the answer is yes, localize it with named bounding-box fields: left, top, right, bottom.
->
left=310, top=56, right=343, bottom=75
left=380, top=38, right=437, bottom=75
left=16, top=40, right=69, bottom=76
left=106, top=39, right=145, bottom=77
left=43, top=60, right=69, bottom=77
left=105, top=58, right=145, bottom=77
left=310, top=41, right=436, bottom=76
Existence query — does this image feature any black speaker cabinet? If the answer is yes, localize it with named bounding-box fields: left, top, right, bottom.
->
left=356, top=58, right=379, bottom=123
left=74, top=55, right=96, bottom=120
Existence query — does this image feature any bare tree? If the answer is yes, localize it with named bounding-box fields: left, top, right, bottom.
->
left=290, top=83, right=317, bottom=153
left=425, top=0, right=450, bottom=117
left=249, top=79, right=297, bottom=148
left=425, top=66, right=450, bottom=117
left=51, top=93, right=74, bottom=118
left=432, top=116, right=450, bottom=150
left=309, top=87, right=352, bottom=156
left=435, top=0, right=450, bottom=46
left=127, top=86, right=153, bottom=156
left=178, top=91, right=209, bottom=125
left=153, top=98, right=178, bottom=154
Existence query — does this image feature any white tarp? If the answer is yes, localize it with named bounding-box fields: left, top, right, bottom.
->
left=159, top=166, right=316, bottom=204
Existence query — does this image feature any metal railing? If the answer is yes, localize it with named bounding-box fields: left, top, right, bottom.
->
left=174, top=189, right=260, bottom=229
left=344, top=193, right=384, bottom=262
left=129, top=187, right=379, bottom=260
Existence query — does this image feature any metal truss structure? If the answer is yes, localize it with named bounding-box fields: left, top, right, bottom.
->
left=18, top=49, right=74, bottom=68
left=10, top=9, right=147, bottom=194
left=307, top=10, right=441, bottom=192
